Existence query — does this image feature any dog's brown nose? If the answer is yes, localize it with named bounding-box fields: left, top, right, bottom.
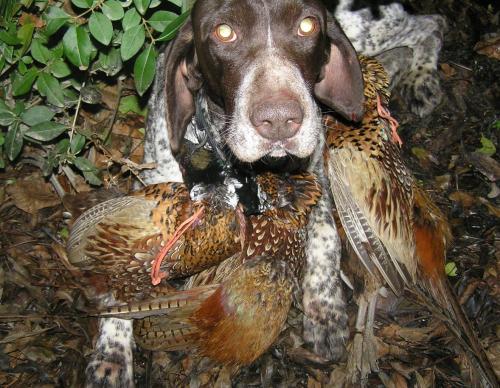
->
left=250, top=98, right=303, bottom=140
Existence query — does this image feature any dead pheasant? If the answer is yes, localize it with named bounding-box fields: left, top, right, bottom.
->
left=67, top=171, right=321, bottom=366
left=324, top=56, right=498, bottom=386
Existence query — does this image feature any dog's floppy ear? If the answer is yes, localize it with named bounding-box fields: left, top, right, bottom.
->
left=314, top=15, right=364, bottom=121
left=164, top=18, right=202, bottom=154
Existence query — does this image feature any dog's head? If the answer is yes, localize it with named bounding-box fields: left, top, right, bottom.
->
left=162, top=0, right=364, bottom=164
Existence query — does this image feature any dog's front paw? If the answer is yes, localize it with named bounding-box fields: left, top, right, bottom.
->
left=85, top=318, right=135, bottom=388
left=401, top=67, right=443, bottom=117
left=85, top=356, right=134, bottom=388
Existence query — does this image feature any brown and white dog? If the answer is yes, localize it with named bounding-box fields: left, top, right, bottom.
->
left=86, top=0, right=366, bottom=386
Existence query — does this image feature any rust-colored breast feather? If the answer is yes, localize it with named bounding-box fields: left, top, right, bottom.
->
left=189, top=257, right=294, bottom=366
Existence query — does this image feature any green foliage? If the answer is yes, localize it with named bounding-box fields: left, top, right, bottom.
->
left=0, top=0, right=191, bottom=184
left=475, top=135, right=496, bottom=157
left=445, top=262, right=458, bottom=277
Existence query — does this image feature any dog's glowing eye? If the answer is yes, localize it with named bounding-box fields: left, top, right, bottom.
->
left=298, top=17, right=317, bottom=36
left=214, top=24, right=236, bottom=42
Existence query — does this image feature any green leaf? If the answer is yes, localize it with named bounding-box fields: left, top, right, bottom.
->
left=133, top=0, right=150, bottom=15
left=101, top=0, right=124, bottom=21
left=0, top=30, right=21, bottom=45
left=49, top=59, right=72, bottom=78
left=94, top=47, right=122, bottom=76
left=0, top=100, right=16, bottom=126
left=31, top=38, right=54, bottom=64
left=36, top=73, right=65, bottom=108
left=89, top=12, right=113, bottom=46
left=120, top=24, right=145, bottom=60
left=21, top=106, right=55, bottom=126
left=70, top=133, right=86, bottom=154
left=157, top=11, right=189, bottom=42
left=18, top=60, right=28, bottom=74
left=55, top=138, right=70, bottom=154
left=13, top=101, right=26, bottom=116
left=25, top=121, right=68, bottom=141
left=445, top=262, right=458, bottom=277
left=119, top=95, right=147, bottom=116
left=0, top=132, right=4, bottom=145
left=476, top=135, right=496, bottom=157
left=43, top=6, right=70, bottom=36
left=59, top=226, right=69, bottom=239
left=63, top=26, right=95, bottom=70
left=71, top=0, right=93, bottom=9
left=1, top=44, right=15, bottom=63
left=4, top=122, right=23, bottom=160
left=0, top=56, right=5, bottom=73
left=21, top=55, right=33, bottom=64
left=17, top=23, right=35, bottom=56
left=148, top=11, right=177, bottom=32
left=12, top=68, right=38, bottom=96
left=52, top=42, right=64, bottom=59
left=122, top=8, right=140, bottom=30
left=62, top=88, right=80, bottom=107
left=134, top=44, right=156, bottom=96
left=74, top=156, right=97, bottom=172
left=83, top=170, right=103, bottom=185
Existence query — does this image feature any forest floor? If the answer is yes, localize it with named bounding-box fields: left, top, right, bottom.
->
left=0, top=0, right=498, bottom=386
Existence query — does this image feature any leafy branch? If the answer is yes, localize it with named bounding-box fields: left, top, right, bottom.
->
left=0, top=0, right=191, bottom=183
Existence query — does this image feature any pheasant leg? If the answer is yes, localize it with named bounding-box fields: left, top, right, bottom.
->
left=347, top=291, right=379, bottom=384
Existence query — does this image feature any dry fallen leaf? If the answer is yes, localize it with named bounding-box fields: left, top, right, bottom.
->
left=474, top=35, right=500, bottom=60
left=478, top=197, right=500, bottom=218
left=440, top=63, right=457, bottom=79
left=449, top=191, right=476, bottom=208
left=468, top=151, right=500, bottom=182
left=434, top=174, right=451, bottom=191
left=6, top=174, right=60, bottom=214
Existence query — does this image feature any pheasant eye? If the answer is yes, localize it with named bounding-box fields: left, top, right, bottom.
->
left=298, top=17, right=317, bottom=36
left=214, top=24, right=237, bottom=43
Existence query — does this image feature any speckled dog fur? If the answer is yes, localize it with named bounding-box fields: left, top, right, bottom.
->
left=336, top=0, right=447, bottom=116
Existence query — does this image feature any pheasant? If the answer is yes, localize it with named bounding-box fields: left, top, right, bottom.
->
left=324, top=56, right=498, bottom=386
left=66, top=171, right=321, bottom=367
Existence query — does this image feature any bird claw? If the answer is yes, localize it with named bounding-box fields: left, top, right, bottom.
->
left=346, top=293, right=380, bottom=384
left=346, top=331, right=380, bottom=384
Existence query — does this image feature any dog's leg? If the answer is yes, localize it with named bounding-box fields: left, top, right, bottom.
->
left=85, top=318, right=135, bottom=388
left=398, top=15, right=447, bottom=117
left=302, top=174, right=348, bottom=360
left=336, top=3, right=447, bottom=116
left=374, top=47, right=414, bottom=91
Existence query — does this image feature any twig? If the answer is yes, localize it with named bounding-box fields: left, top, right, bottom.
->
left=101, top=77, right=123, bottom=144
left=50, top=174, right=66, bottom=199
